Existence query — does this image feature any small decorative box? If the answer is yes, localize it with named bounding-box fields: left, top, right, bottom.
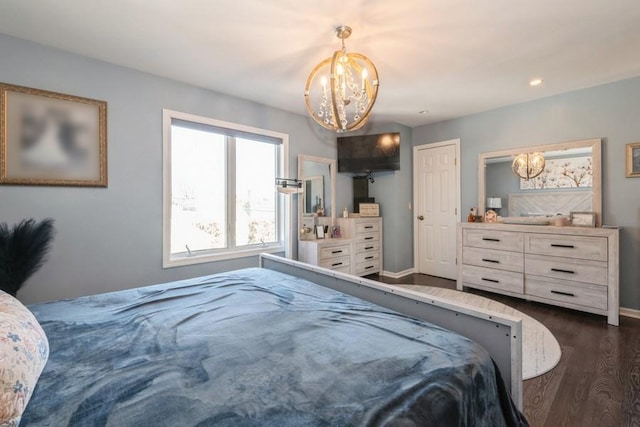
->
left=359, top=203, right=380, bottom=217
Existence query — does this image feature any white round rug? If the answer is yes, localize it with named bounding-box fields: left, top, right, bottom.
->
left=394, top=285, right=561, bottom=380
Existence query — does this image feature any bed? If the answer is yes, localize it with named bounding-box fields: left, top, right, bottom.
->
left=11, top=254, right=526, bottom=426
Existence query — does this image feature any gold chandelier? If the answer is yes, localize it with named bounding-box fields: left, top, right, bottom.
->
left=304, top=25, right=379, bottom=133
left=512, top=152, right=545, bottom=180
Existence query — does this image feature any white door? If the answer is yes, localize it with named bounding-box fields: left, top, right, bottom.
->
left=413, top=140, right=460, bottom=279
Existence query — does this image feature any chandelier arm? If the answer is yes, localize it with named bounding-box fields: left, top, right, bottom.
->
left=304, top=56, right=337, bottom=130
left=346, top=53, right=379, bottom=131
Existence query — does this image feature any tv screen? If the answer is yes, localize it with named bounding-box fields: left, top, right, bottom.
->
left=337, top=132, right=400, bottom=173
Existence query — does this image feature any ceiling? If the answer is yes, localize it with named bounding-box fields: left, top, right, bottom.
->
left=2, top=0, right=640, bottom=128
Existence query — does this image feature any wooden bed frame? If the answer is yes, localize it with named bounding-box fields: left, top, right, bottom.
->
left=260, top=254, right=524, bottom=409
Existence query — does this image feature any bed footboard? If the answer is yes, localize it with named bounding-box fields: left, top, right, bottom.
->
left=259, top=254, right=523, bottom=410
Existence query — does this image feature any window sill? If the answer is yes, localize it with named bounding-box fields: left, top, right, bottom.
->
left=163, top=245, right=285, bottom=269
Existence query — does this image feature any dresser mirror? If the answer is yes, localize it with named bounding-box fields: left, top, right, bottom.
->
left=298, top=155, right=336, bottom=239
left=479, top=138, right=602, bottom=226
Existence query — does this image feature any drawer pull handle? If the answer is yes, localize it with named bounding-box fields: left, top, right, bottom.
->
left=365, top=265, right=375, bottom=270
left=551, top=244, right=575, bottom=249
left=331, top=250, right=343, bottom=254
left=481, top=278, right=499, bottom=283
left=482, top=238, right=501, bottom=242
left=551, top=290, right=575, bottom=297
left=364, top=237, right=374, bottom=240
left=364, top=225, right=374, bottom=229
left=365, top=256, right=374, bottom=260
left=364, top=246, right=374, bottom=250
left=551, top=268, right=575, bottom=274
left=482, top=258, right=500, bottom=264
left=331, top=262, right=343, bottom=267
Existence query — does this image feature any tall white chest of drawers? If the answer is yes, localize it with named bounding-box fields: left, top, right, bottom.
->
left=336, top=217, right=383, bottom=276
left=457, top=223, right=619, bottom=325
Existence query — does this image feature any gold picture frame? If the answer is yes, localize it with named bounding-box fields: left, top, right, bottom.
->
left=0, top=83, right=107, bottom=187
left=626, top=142, right=640, bottom=178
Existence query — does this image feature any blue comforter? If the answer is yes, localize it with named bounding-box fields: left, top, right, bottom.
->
left=23, top=268, right=527, bottom=426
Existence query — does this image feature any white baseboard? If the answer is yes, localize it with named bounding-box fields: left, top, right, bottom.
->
left=620, top=307, right=640, bottom=320
left=381, top=268, right=415, bottom=279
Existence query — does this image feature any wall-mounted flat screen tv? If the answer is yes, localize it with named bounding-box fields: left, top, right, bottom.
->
left=337, top=132, right=400, bottom=173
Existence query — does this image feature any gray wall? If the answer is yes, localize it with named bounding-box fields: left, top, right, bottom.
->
left=413, top=76, right=640, bottom=310
left=0, top=34, right=413, bottom=303
left=0, top=34, right=340, bottom=304
left=10, top=31, right=635, bottom=309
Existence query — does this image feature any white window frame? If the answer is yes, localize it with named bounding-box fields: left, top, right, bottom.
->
left=162, top=109, right=289, bottom=268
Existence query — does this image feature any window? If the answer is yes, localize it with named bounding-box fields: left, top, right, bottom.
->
left=163, top=109, right=288, bottom=267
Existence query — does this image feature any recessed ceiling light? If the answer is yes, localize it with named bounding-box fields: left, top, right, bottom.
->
left=530, top=78, right=544, bottom=86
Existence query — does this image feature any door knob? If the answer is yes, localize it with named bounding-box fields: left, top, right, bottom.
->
left=417, top=215, right=424, bottom=221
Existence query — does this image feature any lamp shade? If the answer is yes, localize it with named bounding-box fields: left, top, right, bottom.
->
left=487, top=197, right=502, bottom=209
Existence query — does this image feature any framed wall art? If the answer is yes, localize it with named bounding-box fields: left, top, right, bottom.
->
left=626, top=142, right=640, bottom=178
left=0, top=83, right=107, bottom=187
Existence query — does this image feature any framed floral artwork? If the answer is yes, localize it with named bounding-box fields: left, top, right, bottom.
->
left=520, top=155, right=592, bottom=189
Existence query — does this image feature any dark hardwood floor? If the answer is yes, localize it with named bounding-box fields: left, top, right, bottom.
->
left=370, top=273, right=640, bottom=427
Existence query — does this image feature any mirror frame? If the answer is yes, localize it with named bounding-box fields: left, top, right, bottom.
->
left=478, top=138, right=602, bottom=226
left=298, top=154, right=336, bottom=236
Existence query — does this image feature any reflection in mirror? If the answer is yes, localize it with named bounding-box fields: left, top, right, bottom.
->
left=303, top=176, right=324, bottom=215
left=298, top=155, right=336, bottom=239
left=300, top=157, right=335, bottom=218
left=479, top=138, right=602, bottom=226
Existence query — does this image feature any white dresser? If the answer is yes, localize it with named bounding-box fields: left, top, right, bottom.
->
left=298, top=216, right=383, bottom=277
left=457, top=223, right=619, bottom=325
left=298, top=238, right=352, bottom=274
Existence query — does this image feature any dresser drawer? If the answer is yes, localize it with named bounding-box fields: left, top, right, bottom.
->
left=525, top=276, right=607, bottom=310
left=354, top=232, right=379, bottom=244
left=525, top=254, right=608, bottom=285
left=319, top=255, right=351, bottom=271
left=355, top=221, right=380, bottom=234
left=355, top=260, right=380, bottom=275
left=355, top=241, right=381, bottom=254
left=525, top=234, right=607, bottom=261
left=355, top=251, right=380, bottom=264
left=462, top=247, right=523, bottom=273
left=461, top=265, right=524, bottom=294
left=319, top=244, right=351, bottom=260
left=463, top=229, right=524, bottom=252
